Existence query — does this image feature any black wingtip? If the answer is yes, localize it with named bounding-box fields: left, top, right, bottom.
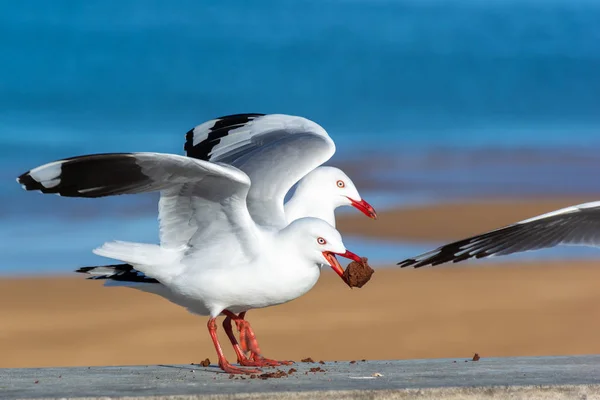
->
left=185, top=113, right=267, bottom=161
left=184, top=128, right=195, bottom=153
left=75, top=266, right=95, bottom=274
left=75, top=263, right=159, bottom=283
left=397, top=259, right=415, bottom=268
left=17, top=153, right=150, bottom=198
left=17, top=172, right=44, bottom=191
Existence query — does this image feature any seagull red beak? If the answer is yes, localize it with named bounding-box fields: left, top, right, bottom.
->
left=322, top=250, right=363, bottom=278
left=347, top=197, right=377, bottom=219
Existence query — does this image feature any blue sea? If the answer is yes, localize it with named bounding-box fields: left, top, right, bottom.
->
left=2, top=0, right=600, bottom=275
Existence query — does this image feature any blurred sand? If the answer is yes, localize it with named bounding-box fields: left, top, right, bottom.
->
left=2, top=198, right=600, bottom=368
left=3, top=261, right=600, bottom=368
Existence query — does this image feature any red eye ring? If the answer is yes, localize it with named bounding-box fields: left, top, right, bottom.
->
left=336, top=180, right=345, bottom=188
left=317, top=237, right=327, bottom=245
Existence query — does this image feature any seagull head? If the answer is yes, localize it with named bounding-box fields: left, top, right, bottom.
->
left=286, top=217, right=362, bottom=280
left=294, top=166, right=377, bottom=220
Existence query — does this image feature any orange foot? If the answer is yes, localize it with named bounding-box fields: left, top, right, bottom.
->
left=250, top=352, right=294, bottom=366
left=219, top=360, right=261, bottom=375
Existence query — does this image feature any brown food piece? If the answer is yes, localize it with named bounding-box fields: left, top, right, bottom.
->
left=258, top=370, right=288, bottom=379
left=288, top=368, right=297, bottom=374
left=318, top=360, right=325, bottom=365
left=301, top=357, right=315, bottom=363
left=349, top=360, right=356, bottom=364
left=472, top=353, right=480, bottom=361
left=343, top=257, right=374, bottom=288
left=199, top=358, right=210, bottom=367
left=309, top=367, right=325, bottom=373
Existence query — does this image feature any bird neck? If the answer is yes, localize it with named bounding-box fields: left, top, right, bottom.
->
left=285, top=188, right=336, bottom=227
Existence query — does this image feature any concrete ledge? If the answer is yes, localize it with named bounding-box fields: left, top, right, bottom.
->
left=2, top=355, right=600, bottom=399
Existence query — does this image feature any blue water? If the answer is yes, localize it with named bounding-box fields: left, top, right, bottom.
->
left=2, top=0, right=600, bottom=275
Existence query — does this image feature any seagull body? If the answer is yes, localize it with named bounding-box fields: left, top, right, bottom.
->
left=95, top=216, right=344, bottom=317
left=398, top=201, right=600, bottom=268
left=18, top=114, right=374, bottom=373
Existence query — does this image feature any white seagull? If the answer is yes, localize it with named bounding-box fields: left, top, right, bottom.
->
left=181, top=114, right=377, bottom=362
left=17, top=116, right=368, bottom=374
left=398, top=201, right=600, bottom=268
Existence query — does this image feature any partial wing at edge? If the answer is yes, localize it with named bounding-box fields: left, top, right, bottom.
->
left=397, top=201, right=600, bottom=268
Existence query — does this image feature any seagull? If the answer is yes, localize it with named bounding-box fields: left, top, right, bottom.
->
left=181, top=114, right=377, bottom=362
left=397, top=201, right=600, bottom=268
left=17, top=116, right=368, bottom=374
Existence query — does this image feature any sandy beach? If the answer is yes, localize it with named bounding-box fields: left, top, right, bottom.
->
left=2, top=198, right=600, bottom=369
left=337, top=197, right=598, bottom=242
left=2, top=262, right=600, bottom=368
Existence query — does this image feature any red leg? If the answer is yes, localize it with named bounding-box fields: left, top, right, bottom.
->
left=234, top=311, right=293, bottom=366
left=234, top=311, right=260, bottom=354
left=222, top=315, right=269, bottom=367
left=207, top=316, right=260, bottom=374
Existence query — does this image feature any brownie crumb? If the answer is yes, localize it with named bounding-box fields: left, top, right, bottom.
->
left=472, top=353, right=481, bottom=361
left=318, top=360, right=325, bottom=365
left=258, top=370, right=288, bottom=379
left=199, top=358, right=210, bottom=367
left=309, top=367, right=326, bottom=373
left=301, top=357, right=315, bottom=363
left=350, top=360, right=357, bottom=364
left=343, top=257, right=374, bottom=288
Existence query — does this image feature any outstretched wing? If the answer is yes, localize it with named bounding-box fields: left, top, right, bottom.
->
left=17, top=153, right=258, bottom=253
left=185, top=114, right=336, bottom=227
left=398, top=201, right=600, bottom=268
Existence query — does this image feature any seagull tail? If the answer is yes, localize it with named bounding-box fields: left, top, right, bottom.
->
left=92, top=241, right=182, bottom=282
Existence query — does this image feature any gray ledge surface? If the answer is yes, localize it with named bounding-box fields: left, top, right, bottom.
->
left=2, top=355, right=600, bottom=399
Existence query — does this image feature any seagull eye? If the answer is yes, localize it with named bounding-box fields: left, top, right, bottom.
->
left=317, top=237, right=327, bottom=245
left=336, top=180, right=345, bottom=188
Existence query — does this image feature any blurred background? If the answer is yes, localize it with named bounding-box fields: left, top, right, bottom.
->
left=2, top=0, right=600, bottom=368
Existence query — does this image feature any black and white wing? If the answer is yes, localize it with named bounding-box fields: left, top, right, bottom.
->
left=398, top=201, right=600, bottom=268
left=17, top=153, right=259, bottom=253
left=185, top=113, right=266, bottom=161
left=185, top=113, right=335, bottom=228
